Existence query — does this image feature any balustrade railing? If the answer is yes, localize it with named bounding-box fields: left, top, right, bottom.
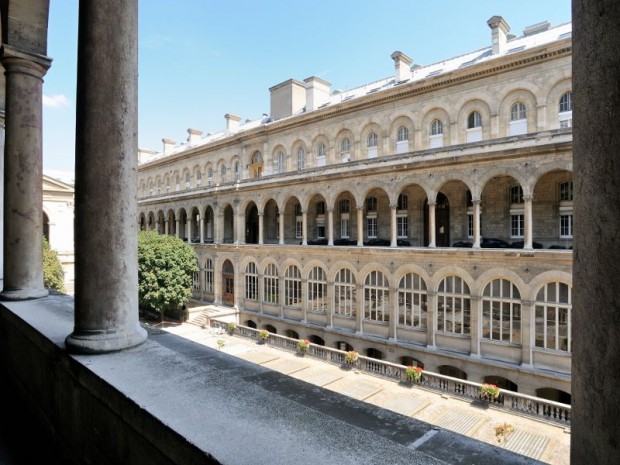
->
left=209, top=319, right=570, bottom=425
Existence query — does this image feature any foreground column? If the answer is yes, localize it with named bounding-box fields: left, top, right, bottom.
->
left=572, top=2, right=620, bottom=463
left=0, top=46, right=51, bottom=300
left=66, top=0, right=146, bottom=353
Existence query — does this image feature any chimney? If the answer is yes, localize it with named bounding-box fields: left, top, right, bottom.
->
left=187, top=128, right=202, bottom=146
left=523, top=21, right=551, bottom=36
left=162, top=138, right=175, bottom=155
left=303, top=76, right=331, bottom=111
left=391, top=51, right=413, bottom=82
left=225, top=113, right=241, bottom=131
left=487, top=16, right=510, bottom=55
left=269, top=79, right=306, bottom=121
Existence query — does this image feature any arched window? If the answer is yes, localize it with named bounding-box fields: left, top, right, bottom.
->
left=482, top=279, right=521, bottom=343
left=340, top=138, right=350, bottom=153
left=220, top=165, right=227, bottom=182
left=204, top=259, right=214, bottom=294
left=398, top=273, right=427, bottom=328
left=277, top=151, right=284, bottom=174
left=510, top=102, right=527, bottom=121
left=297, top=147, right=305, bottom=170
left=317, top=143, right=326, bottom=158
left=559, top=91, right=573, bottom=113
left=175, top=175, right=180, bottom=192
left=437, top=275, right=471, bottom=334
left=431, top=119, right=443, bottom=135
left=334, top=268, right=356, bottom=317
left=192, top=261, right=200, bottom=291
left=245, top=262, right=258, bottom=300
left=308, top=267, right=327, bottom=313
left=467, top=111, right=482, bottom=129
left=263, top=264, right=279, bottom=304
left=397, top=126, right=409, bottom=142
left=207, top=168, right=213, bottom=185
left=284, top=265, right=301, bottom=307
left=185, top=173, right=190, bottom=190
left=196, top=170, right=202, bottom=187
left=367, top=132, right=378, bottom=147
left=234, top=161, right=240, bottom=181
left=535, top=282, right=571, bottom=352
left=364, top=270, right=389, bottom=322
left=252, top=151, right=262, bottom=164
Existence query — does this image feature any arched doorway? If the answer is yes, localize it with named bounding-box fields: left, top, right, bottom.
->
left=222, top=260, right=234, bottom=306
left=245, top=203, right=259, bottom=244
left=309, top=335, right=325, bottom=346
left=438, top=365, right=467, bottom=380
left=424, top=192, right=450, bottom=246
left=250, top=151, right=263, bottom=178
left=484, top=375, right=518, bottom=393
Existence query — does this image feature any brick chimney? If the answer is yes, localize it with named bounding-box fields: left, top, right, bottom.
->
left=304, top=76, right=331, bottom=111
left=391, top=51, right=413, bottom=82
left=487, top=16, right=510, bottom=55
left=225, top=113, right=241, bottom=131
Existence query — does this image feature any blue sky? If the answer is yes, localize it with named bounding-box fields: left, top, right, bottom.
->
left=42, top=1, right=571, bottom=172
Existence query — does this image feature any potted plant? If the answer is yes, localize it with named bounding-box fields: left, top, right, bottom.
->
left=226, top=322, right=237, bottom=334
left=297, top=339, right=310, bottom=354
left=344, top=350, right=359, bottom=364
left=405, top=365, right=423, bottom=383
left=481, top=383, right=501, bottom=401
left=258, top=329, right=270, bottom=343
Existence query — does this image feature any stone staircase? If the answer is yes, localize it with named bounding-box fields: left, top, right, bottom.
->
left=187, top=311, right=210, bottom=328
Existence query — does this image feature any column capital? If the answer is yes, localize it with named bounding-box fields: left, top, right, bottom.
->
left=523, top=194, right=533, bottom=201
left=1, top=45, right=52, bottom=79
left=472, top=199, right=481, bottom=206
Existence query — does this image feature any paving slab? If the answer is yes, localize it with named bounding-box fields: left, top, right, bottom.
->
left=263, top=358, right=310, bottom=375
left=290, top=368, right=345, bottom=386
left=237, top=350, right=281, bottom=365
left=504, top=429, right=551, bottom=460
left=324, top=377, right=384, bottom=400
left=435, top=408, right=485, bottom=435
left=372, top=393, right=431, bottom=417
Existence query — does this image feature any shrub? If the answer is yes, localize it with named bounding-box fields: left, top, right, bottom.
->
left=258, top=329, right=270, bottom=341
left=297, top=339, right=310, bottom=352
left=405, top=365, right=423, bottom=382
left=43, top=238, right=65, bottom=293
left=345, top=351, right=359, bottom=363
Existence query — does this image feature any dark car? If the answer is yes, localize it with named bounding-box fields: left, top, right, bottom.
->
left=480, top=238, right=510, bottom=248
left=397, top=239, right=411, bottom=247
left=333, top=238, right=357, bottom=246
left=509, top=241, right=544, bottom=249
left=548, top=244, right=568, bottom=250
left=363, top=238, right=391, bottom=247
left=452, top=241, right=473, bottom=248
left=307, top=238, right=328, bottom=245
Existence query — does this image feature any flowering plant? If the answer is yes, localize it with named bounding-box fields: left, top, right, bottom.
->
left=494, top=422, right=514, bottom=442
left=226, top=322, right=237, bottom=333
left=258, top=329, right=270, bottom=341
left=344, top=351, right=359, bottom=364
left=481, top=383, right=501, bottom=400
left=297, top=339, right=310, bottom=352
left=405, top=365, right=423, bottom=382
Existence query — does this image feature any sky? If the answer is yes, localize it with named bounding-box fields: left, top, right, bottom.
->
left=42, top=0, right=571, bottom=173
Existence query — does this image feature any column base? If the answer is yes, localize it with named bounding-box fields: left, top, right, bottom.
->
left=65, top=323, right=147, bottom=354
left=0, top=287, right=49, bottom=301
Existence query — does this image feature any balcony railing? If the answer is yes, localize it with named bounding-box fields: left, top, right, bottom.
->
left=211, top=319, right=571, bottom=426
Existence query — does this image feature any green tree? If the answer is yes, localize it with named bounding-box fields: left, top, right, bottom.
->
left=137, top=231, right=198, bottom=319
left=43, top=238, right=65, bottom=293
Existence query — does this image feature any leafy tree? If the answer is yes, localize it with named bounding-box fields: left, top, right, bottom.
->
left=138, top=231, right=198, bottom=319
left=43, top=238, right=65, bottom=293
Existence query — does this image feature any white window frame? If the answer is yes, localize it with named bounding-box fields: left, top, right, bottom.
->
left=398, top=273, right=427, bottom=329
left=482, top=278, right=521, bottom=344
left=334, top=268, right=356, bottom=317
left=364, top=270, right=389, bottom=322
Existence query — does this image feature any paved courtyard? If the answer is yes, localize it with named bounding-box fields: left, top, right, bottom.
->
left=163, top=322, right=570, bottom=465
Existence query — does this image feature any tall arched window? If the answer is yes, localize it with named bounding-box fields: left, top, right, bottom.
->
left=429, top=119, right=444, bottom=149
left=559, top=91, right=573, bottom=128
left=397, top=126, right=409, bottom=142
left=196, top=170, right=202, bottom=187
left=340, top=137, right=351, bottom=152
left=308, top=267, right=327, bottom=313
left=297, top=147, right=305, bottom=170
left=277, top=151, right=284, bottom=174
left=367, top=132, right=378, bottom=147
left=437, top=275, right=471, bottom=334
left=364, top=270, right=389, bottom=322
left=207, top=168, right=213, bottom=186
left=220, top=165, right=227, bottom=182
left=535, top=282, right=571, bottom=352
left=204, top=259, right=214, bottom=294
left=263, top=263, right=279, bottom=304
left=284, top=265, right=302, bottom=307
left=245, top=262, right=258, bottom=300
left=192, top=260, right=200, bottom=291
left=509, top=102, right=527, bottom=136
left=482, top=278, right=521, bottom=343
left=398, top=273, right=427, bottom=328
left=334, top=268, right=356, bottom=317
left=185, top=173, right=191, bottom=190
left=510, top=102, right=527, bottom=121
left=317, top=143, right=326, bottom=167
left=234, top=161, right=240, bottom=181
left=467, top=111, right=482, bottom=129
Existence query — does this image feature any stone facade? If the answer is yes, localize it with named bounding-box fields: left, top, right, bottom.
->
left=138, top=18, right=573, bottom=401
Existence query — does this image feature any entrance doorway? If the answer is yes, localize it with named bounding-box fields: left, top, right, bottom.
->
left=424, top=192, right=450, bottom=246
left=222, top=260, right=234, bottom=306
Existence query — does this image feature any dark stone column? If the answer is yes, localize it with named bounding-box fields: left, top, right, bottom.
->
left=572, top=1, right=620, bottom=463
left=0, top=46, right=51, bottom=300
left=66, top=0, right=146, bottom=353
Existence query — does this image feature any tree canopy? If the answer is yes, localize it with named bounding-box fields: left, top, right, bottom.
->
left=43, top=238, right=65, bottom=293
left=138, top=231, right=198, bottom=316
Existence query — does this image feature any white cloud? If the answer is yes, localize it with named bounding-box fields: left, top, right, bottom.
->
left=43, top=94, right=70, bottom=108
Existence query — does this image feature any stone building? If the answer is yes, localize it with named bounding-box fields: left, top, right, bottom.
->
left=137, top=17, right=573, bottom=401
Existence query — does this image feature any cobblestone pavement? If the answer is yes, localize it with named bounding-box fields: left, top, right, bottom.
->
left=164, top=324, right=570, bottom=465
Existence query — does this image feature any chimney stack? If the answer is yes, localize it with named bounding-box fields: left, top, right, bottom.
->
left=187, top=128, right=202, bottom=146
left=162, top=138, right=175, bottom=155
left=391, top=51, right=413, bottom=82
left=487, top=16, right=510, bottom=55
left=269, top=79, right=306, bottom=121
left=225, top=113, right=241, bottom=131
left=304, top=76, right=331, bottom=111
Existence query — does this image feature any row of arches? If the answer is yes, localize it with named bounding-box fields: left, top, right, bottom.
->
left=139, top=83, right=572, bottom=196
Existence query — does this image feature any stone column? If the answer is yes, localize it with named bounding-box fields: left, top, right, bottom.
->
left=301, top=210, right=308, bottom=245
left=520, top=300, right=534, bottom=366
left=200, top=215, right=205, bottom=243
left=165, top=219, right=169, bottom=235
left=426, top=291, right=437, bottom=347
left=215, top=212, right=223, bottom=244
left=355, top=282, right=364, bottom=334
left=301, top=278, right=308, bottom=323
left=278, top=211, right=284, bottom=245
left=428, top=202, right=437, bottom=248
left=357, top=207, right=364, bottom=246
left=469, top=295, right=481, bottom=357
left=258, top=212, right=264, bottom=245
left=390, top=205, right=397, bottom=247
left=523, top=195, right=533, bottom=250
left=573, top=3, right=620, bottom=463
left=0, top=46, right=51, bottom=300
left=66, top=0, right=146, bottom=352
left=472, top=199, right=481, bottom=248
left=186, top=219, right=192, bottom=243
left=388, top=286, right=398, bottom=340
left=175, top=219, right=180, bottom=238
left=327, top=207, right=334, bottom=246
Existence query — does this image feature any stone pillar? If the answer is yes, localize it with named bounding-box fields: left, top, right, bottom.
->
left=357, top=207, right=364, bottom=246
left=472, top=200, right=481, bottom=249
left=165, top=219, right=169, bottom=235
left=428, top=202, right=437, bottom=248
left=301, top=210, right=308, bottom=245
left=390, top=205, right=397, bottom=247
left=327, top=207, right=334, bottom=246
left=523, top=195, right=533, bottom=250
left=215, top=212, right=223, bottom=244
left=388, top=286, right=398, bottom=340
left=258, top=212, right=264, bottom=245
left=0, top=46, right=51, bottom=300
left=426, top=291, right=437, bottom=347
left=278, top=211, right=284, bottom=245
left=200, top=215, right=205, bottom=243
left=469, top=295, right=481, bottom=357
left=355, top=282, right=364, bottom=334
left=573, top=4, right=620, bottom=462
left=186, top=219, right=192, bottom=243
left=66, top=0, right=146, bottom=352
left=175, top=219, right=180, bottom=238
left=520, top=300, right=534, bottom=366
left=301, top=278, right=308, bottom=323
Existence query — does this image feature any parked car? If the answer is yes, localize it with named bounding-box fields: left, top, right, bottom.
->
left=363, top=238, right=391, bottom=246
left=480, top=238, right=510, bottom=248
left=509, top=241, right=544, bottom=249
left=333, top=238, right=357, bottom=246
left=452, top=241, right=473, bottom=248
left=307, top=238, right=328, bottom=245
left=397, top=239, right=411, bottom=247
